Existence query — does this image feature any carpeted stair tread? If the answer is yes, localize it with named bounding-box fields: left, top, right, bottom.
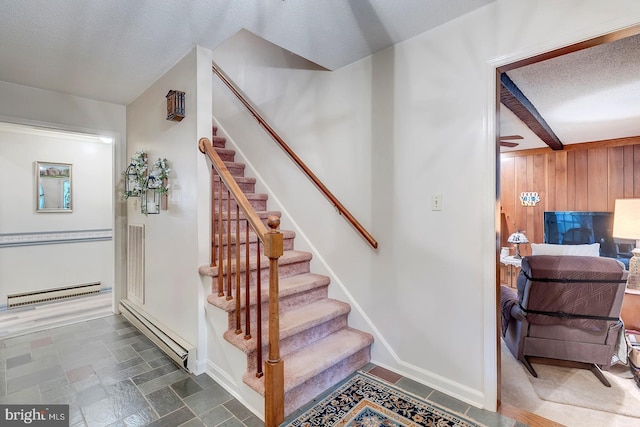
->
left=244, top=328, right=374, bottom=394
left=217, top=161, right=245, bottom=176
left=214, top=192, right=268, bottom=202
left=215, top=210, right=281, bottom=221
left=206, top=272, right=330, bottom=312
left=224, top=299, right=350, bottom=353
left=213, top=175, right=256, bottom=185
left=214, top=229, right=295, bottom=246
left=198, top=250, right=312, bottom=277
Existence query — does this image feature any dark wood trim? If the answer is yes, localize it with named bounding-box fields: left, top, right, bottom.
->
left=498, top=26, right=640, bottom=73
left=500, top=135, right=640, bottom=158
left=498, top=403, right=565, bottom=427
left=500, top=74, right=563, bottom=151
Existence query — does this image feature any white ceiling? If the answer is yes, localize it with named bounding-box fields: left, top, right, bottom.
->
left=0, top=0, right=493, bottom=105
left=1, top=0, right=638, bottom=152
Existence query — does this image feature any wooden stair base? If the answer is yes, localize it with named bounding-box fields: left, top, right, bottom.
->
left=244, top=328, right=373, bottom=416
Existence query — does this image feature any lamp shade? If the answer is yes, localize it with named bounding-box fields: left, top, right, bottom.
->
left=613, top=199, right=640, bottom=240
left=508, top=231, right=529, bottom=244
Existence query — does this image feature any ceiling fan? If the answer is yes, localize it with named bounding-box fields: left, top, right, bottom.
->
left=499, top=134, right=523, bottom=147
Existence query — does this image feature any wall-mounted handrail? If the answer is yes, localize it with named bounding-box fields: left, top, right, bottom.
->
left=211, top=61, right=378, bottom=249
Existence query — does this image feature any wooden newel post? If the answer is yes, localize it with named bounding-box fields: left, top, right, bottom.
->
left=263, top=216, right=284, bottom=427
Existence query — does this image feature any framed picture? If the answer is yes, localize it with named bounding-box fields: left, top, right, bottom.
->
left=36, top=161, right=72, bottom=212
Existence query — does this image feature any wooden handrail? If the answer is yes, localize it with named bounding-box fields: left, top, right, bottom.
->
left=211, top=61, right=378, bottom=249
left=199, top=137, right=269, bottom=240
left=199, top=137, right=285, bottom=427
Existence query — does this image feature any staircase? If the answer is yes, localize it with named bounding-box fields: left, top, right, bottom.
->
left=199, top=126, right=374, bottom=417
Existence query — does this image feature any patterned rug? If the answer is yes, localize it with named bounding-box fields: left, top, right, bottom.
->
left=282, top=371, right=485, bottom=427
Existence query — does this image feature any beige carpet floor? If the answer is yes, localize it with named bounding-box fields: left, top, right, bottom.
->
left=501, top=340, right=640, bottom=427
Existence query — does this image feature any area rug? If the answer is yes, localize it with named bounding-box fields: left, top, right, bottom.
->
left=526, top=361, right=640, bottom=418
left=282, top=371, right=485, bottom=427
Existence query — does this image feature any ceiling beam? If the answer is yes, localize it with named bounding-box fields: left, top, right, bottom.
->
left=500, top=73, right=563, bottom=151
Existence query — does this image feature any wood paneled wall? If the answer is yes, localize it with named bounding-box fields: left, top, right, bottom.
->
left=500, top=137, right=640, bottom=256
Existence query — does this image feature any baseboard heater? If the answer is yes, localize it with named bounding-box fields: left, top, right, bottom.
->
left=119, top=299, right=195, bottom=371
left=7, top=282, right=101, bottom=308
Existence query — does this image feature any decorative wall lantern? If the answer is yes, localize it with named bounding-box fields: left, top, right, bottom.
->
left=166, top=90, right=185, bottom=122
left=123, top=151, right=147, bottom=199
left=142, top=175, right=161, bottom=215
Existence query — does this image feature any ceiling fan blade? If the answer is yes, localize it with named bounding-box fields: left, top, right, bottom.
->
left=499, top=135, right=524, bottom=140
left=500, top=141, right=520, bottom=147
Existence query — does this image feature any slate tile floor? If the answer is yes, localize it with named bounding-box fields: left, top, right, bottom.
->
left=0, top=315, right=263, bottom=426
left=0, top=313, right=521, bottom=426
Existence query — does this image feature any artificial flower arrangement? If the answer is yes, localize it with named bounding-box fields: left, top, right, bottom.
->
left=122, top=152, right=171, bottom=199
left=149, top=157, right=171, bottom=195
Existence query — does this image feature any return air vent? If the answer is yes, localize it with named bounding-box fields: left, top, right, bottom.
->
left=7, top=282, right=101, bottom=308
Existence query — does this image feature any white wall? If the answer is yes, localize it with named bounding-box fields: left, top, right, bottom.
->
left=211, top=0, right=640, bottom=411
left=0, top=81, right=126, bottom=308
left=126, top=46, right=212, bottom=372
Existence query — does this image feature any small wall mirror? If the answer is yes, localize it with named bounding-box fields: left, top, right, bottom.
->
left=36, top=161, right=72, bottom=212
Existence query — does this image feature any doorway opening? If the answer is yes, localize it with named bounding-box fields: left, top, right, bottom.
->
left=495, top=25, right=640, bottom=423
left=0, top=121, right=116, bottom=338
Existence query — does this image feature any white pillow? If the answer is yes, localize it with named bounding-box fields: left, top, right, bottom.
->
left=530, top=243, right=600, bottom=257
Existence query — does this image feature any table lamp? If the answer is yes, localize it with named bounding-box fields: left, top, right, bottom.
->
left=508, top=231, right=529, bottom=259
left=613, top=199, right=640, bottom=288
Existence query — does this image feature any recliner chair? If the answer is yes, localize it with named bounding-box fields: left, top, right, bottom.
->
left=501, top=255, right=626, bottom=386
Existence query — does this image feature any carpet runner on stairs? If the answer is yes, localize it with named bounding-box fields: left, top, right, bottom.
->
left=199, top=126, right=374, bottom=416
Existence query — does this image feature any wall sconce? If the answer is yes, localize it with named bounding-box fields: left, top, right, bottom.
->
left=166, top=90, right=185, bottom=122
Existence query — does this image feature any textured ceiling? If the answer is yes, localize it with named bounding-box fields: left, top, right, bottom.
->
left=501, top=33, right=640, bottom=151
left=1, top=1, right=638, bottom=152
left=0, top=0, right=493, bottom=105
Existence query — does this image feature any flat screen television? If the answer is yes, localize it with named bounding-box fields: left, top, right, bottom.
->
left=543, top=211, right=634, bottom=265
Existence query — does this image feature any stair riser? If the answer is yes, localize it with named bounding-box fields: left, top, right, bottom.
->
left=244, top=315, right=349, bottom=372
left=213, top=198, right=267, bottom=212
left=214, top=149, right=235, bottom=162
left=213, top=180, right=256, bottom=193
left=222, top=283, right=330, bottom=330
left=212, top=135, right=226, bottom=148
left=283, top=347, right=372, bottom=417
left=209, top=259, right=311, bottom=295
left=213, top=164, right=245, bottom=177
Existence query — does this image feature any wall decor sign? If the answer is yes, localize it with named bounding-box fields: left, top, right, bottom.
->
left=36, top=161, right=72, bottom=212
left=520, top=191, right=540, bottom=207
